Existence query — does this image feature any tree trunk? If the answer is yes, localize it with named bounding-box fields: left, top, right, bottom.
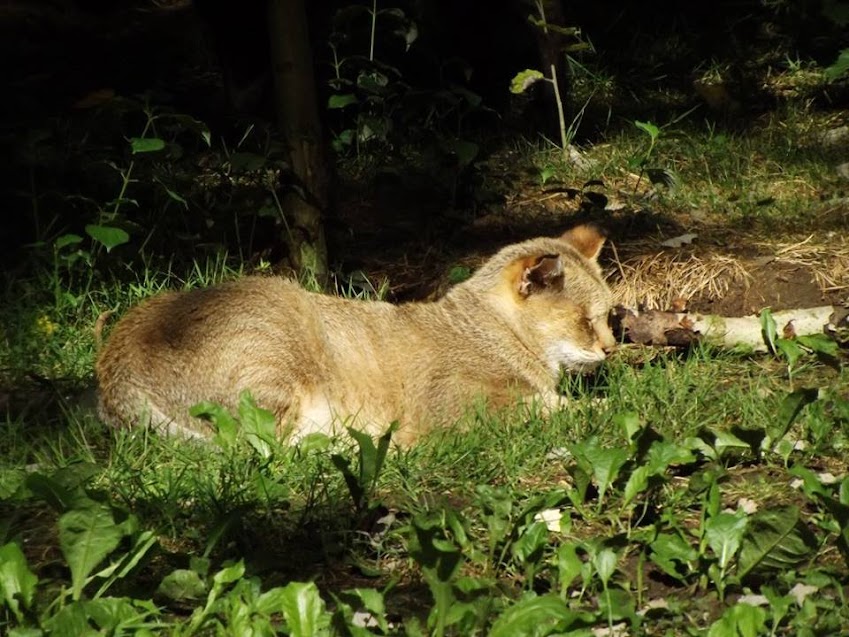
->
left=267, top=0, right=329, bottom=286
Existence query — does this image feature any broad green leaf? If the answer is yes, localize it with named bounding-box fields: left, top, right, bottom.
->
left=25, top=469, right=95, bottom=513
left=347, top=427, right=378, bottom=486
left=43, top=601, right=90, bottom=637
left=511, top=521, right=548, bottom=566
left=538, top=165, right=556, bottom=186
left=212, top=560, right=245, bottom=587
left=623, top=465, right=651, bottom=505
left=9, top=629, right=46, bottom=637
left=190, top=401, right=238, bottom=448
left=328, top=93, right=359, bottom=109
left=707, top=602, right=767, bottom=637
left=165, top=113, right=212, bottom=146
left=331, top=454, right=364, bottom=509
left=841, top=475, right=849, bottom=507
left=557, top=542, right=583, bottom=592
left=93, top=528, right=158, bottom=598
left=825, top=48, right=849, bottom=81
left=705, top=512, right=748, bottom=569
left=712, top=429, right=753, bottom=454
left=372, top=421, right=398, bottom=492
left=332, top=129, right=355, bottom=151
left=649, top=532, right=698, bottom=581
left=510, top=69, right=545, bottom=94
left=789, top=465, right=832, bottom=499
left=356, top=70, right=389, bottom=92
left=297, top=432, right=332, bottom=453
left=646, top=440, right=696, bottom=473
left=158, top=569, right=207, bottom=601
left=598, top=586, right=636, bottom=623
left=0, top=542, right=38, bottom=621
left=448, top=265, right=472, bottom=284
left=759, top=308, right=778, bottom=352
left=488, top=594, right=578, bottom=637
left=615, top=411, right=642, bottom=441
left=238, top=391, right=277, bottom=458
left=738, top=505, right=816, bottom=578
left=772, top=388, right=819, bottom=443
left=775, top=338, right=803, bottom=368
left=797, top=333, right=839, bottom=357
left=84, top=597, right=149, bottom=631
left=129, top=137, right=166, bottom=154
left=409, top=511, right=463, bottom=623
left=634, top=120, right=660, bottom=141
left=85, top=224, right=129, bottom=252
left=334, top=587, right=389, bottom=633
left=55, top=233, right=84, bottom=250
left=155, top=178, right=188, bottom=209
left=570, top=437, right=628, bottom=503
left=279, top=581, right=330, bottom=637
left=761, top=584, right=792, bottom=619
left=448, top=139, right=479, bottom=168
left=59, top=504, right=125, bottom=599
left=592, top=547, right=618, bottom=587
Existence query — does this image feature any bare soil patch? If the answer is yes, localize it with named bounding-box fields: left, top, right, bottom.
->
left=332, top=173, right=849, bottom=318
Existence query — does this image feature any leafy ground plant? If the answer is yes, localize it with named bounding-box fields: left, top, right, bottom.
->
left=3, top=78, right=849, bottom=633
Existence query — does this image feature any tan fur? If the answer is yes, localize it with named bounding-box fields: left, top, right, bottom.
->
left=96, top=225, right=616, bottom=445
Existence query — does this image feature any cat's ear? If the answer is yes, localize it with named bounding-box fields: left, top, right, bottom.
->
left=561, top=224, right=606, bottom=261
left=516, top=254, right=563, bottom=298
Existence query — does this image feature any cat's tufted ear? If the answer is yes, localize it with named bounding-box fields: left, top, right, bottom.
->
left=516, top=254, right=564, bottom=298
left=560, top=224, right=606, bottom=261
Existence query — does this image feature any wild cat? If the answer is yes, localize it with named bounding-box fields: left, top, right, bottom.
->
left=96, top=225, right=615, bottom=445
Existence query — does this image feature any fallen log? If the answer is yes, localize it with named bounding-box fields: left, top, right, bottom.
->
left=613, top=305, right=848, bottom=351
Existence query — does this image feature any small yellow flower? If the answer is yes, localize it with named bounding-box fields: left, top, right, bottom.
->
left=36, top=314, right=57, bottom=337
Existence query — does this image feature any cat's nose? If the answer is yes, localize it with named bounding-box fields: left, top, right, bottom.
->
left=597, top=330, right=617, bottom=355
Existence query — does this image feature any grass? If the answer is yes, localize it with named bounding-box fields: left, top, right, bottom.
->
left=2, top=323, right=848, bottom=634
left=529, top=101, right=846, bottom=232
left=2, top=103, right=849, bottom=635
